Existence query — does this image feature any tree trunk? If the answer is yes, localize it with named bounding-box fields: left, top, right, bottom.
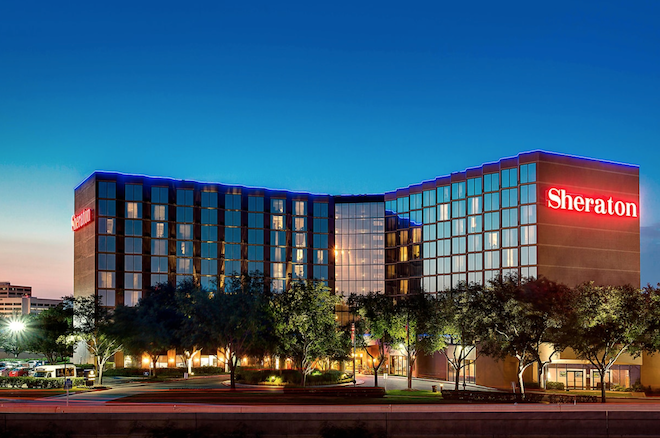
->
left=407, top=356, right=414, bottom=390
left=187, top=356, right=193, bottom=375
left=455, top=364, right=461, bottom=390
left=96, top=356, right=104, bottom=385
left=600, top=368, right=607, bottom=403
left=518, top=367, right=525, bottom=397
left=229, top=356, right=237, bottom=390
left=151, top=357, right=158, bottom=378
left=537, top=363, right=544, bottom=390
left=373, top=359, right=380, bottom=387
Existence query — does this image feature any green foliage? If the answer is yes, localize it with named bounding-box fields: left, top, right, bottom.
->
left=0, top=376, right=85, bottom=389
left=26, top=296, right=75, bottom=363
left=546, top=381, right=565, bottom=390
left=436, top=283, right=484, bottom=390
left=236, top=368, right=351, bottom=386
left=204, top=274, right=274, bottom=389
left=73, top=295, right=123, bottom=384
left=273, top=280, right=346, bottom=386
left=348, top=292, right=396, bottom=386
left=110, top=286, right=180, bottom=377
left=477, top=275, right=571, bottom=395
left=557, top=282, right=653, bottom=402
left=386, top=293, right=447, bottom=389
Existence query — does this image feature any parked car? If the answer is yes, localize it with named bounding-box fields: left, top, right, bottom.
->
left=0, top=367, right=10, bottom=377
left=8, top=368, right=29, bottom=377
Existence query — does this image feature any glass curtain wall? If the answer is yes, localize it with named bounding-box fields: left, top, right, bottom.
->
left=335, top=202, right=385, bottom=296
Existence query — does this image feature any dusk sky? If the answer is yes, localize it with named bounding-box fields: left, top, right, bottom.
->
left=1, top=1, right=659, bottom=298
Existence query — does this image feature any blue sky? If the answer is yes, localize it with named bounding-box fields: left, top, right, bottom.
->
left=1, top=1, right=659, bottom=298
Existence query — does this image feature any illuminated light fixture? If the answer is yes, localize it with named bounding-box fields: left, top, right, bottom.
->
left=8, top=320, right=25, bottom=332
left=71, top=208, right=94, bottom=231
left=547, top=188, right=638, bottom=218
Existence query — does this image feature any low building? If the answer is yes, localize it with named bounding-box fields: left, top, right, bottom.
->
left=0, top=282, right=62, bottom=317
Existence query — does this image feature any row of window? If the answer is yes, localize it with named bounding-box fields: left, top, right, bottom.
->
left=99, top=182, right=331, bottom=216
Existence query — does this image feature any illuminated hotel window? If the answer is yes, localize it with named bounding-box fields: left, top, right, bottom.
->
left=124, top=290, right=141, bottom=307
left=520, top=205, right=537, bottom=224
left=98, top=272, right=116, bottom=288
left=502, top=248, right=518, bottom=268
left=99, top=218, right=115, bottom=234
left=271, top=198, right=285, bottom=214
left=271, top=215, right=284, bottom=230
left=152, top=205, right=167, bottom=221
left=126, top=202, right=142, bottom=219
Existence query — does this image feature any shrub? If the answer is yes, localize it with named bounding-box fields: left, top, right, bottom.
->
left=0, top=377, right=85, bottom=389
left=236, top=368, right=353, bottom=386
left=546, top=381, right=565, bottom=390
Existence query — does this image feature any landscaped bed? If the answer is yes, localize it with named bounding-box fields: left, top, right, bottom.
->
left=108, top=388, right=448, bottom=405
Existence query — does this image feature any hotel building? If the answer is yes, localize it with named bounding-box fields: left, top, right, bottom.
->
left=73, top=150, right=644, bottom=388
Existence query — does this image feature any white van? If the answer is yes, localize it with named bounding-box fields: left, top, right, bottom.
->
left=33, top=365, right=77, bottom=378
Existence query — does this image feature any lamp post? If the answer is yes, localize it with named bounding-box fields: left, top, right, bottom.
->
left=6, top=318, right=27, bottom=358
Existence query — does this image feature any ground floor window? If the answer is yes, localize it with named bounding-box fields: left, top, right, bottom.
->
left=447, top=359, right=476, bottom=387
left=547, top=364, right=639, bottom=390
left=390, top=355, right=408, bottom=376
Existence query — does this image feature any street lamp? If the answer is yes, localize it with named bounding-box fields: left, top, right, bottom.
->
left=8, top=320, right=25, bottom=333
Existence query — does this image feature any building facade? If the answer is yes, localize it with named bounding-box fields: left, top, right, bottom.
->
left=0, top=282, right=63, bottom=317
left=73, top=150, right=642, bottom=385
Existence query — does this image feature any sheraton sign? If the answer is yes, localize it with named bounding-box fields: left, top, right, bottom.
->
left=547, top=187, right=638, bottom=218
left=71, top=208, right=94, bottom=231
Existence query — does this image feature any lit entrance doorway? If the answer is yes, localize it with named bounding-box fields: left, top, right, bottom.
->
left=390, top=355, right=408, bottom=376
left=562, top=369, right=585, bottom=389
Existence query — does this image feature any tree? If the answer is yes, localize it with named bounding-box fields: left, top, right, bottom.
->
left=478, top=275, right=571, bottom=397
left=389, top=293, right=447, bottom=390
left=74, top=295, right=123, bottom=384
left=27, top=297, right=76, bottom=363
left=557, top=282, right=652, bottom=403
left=348, top=292, right=396, bottom=387
left=0, top=315, right=32, bottom=358
left=110, top=287, right=179, bottom=378
left=273, top=280, right=345, bottom=387
left=437, top=283, right=484, bottom=390
left=206, top=274, right=274, bottom=389
left=170, top=279, right=213, bottom=376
